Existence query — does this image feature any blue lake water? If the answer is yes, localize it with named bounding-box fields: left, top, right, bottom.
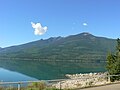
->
left=0, top=59, right=106, bottom=82
left=0, top=68, right=37, bottom=82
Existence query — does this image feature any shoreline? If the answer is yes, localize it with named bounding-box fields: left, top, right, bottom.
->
left=52, top=72, right=119, bottom=89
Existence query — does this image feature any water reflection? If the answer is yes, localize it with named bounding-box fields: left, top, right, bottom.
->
left=0, top=59, right=106, bottom=80
left=0, top=68, right=37, bottom=82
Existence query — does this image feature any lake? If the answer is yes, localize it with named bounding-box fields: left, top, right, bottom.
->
left=0, top=59, right=106, bottom=82
left=0, top=68, right=37, bottom=82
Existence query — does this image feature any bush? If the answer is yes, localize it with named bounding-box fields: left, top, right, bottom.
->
left=27, top=82, right=46, bottom=90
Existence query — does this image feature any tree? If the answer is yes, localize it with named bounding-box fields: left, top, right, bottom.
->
left=106, top=38, right=120, bottom=82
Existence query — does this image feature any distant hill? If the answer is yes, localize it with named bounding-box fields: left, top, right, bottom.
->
left=0, top=32, right=116, bottom=62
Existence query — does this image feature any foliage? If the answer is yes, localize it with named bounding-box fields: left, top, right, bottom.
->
left=45, top=87, right=60, bottom=90
left=0, top=33, right=116, bottom=63
left=0, top=82, right=60, bottom=90
left=106, top=38, right=120, bottom=82
left=27, top=82, right=46, bottom=90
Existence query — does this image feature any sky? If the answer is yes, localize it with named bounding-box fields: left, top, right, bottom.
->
left=0, top=0, right=120, bottom=48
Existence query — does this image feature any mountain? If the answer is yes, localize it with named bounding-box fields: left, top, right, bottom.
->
left=0, top=32, right=116, bottom=62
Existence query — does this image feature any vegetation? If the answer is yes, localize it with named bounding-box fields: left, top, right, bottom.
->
left=0, top=33, right=116, bottom=63
left=0, top=82, right=61, bottom=90
left=106, top=38, right=120, bottom=82
left=27, top=82, right=46, bottom=90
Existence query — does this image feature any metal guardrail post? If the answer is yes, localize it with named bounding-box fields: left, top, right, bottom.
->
left=108, top=76, right=110, bottom=82
left=18, top=83, right=21, bottom=90
left=59, top=81, right=61, bottom=90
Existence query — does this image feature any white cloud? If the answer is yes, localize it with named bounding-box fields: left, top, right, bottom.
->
left=31, top=22, right=48, bottom=35
left=83, top=22, right=88, bottom=26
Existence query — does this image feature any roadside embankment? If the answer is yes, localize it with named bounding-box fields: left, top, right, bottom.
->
left=52, top=72, right=112, bottom=89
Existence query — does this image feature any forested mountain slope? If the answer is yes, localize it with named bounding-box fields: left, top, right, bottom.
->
left=0, top=32, right=116, bottom=62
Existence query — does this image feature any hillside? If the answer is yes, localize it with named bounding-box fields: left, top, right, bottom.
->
left=0, top=32, right=116, bottom=62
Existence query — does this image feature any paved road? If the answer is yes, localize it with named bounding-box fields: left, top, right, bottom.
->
left=80, top=83, right=120, bottom=90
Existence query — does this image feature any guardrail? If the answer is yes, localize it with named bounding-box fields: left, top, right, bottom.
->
left=0, top=79, right=66, bottom=90
left=0, top=75, right=120, bottom=90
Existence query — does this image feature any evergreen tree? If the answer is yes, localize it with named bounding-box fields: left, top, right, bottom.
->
left=106, top=38, right=120, bottom=82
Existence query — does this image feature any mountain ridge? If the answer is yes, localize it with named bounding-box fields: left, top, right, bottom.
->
left=0, top=32, right=116, bottom=62
left=0, top=32, right=114, bottom=49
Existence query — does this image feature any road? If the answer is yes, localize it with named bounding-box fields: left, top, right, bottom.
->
left=81, top=83, right=120, bottom=90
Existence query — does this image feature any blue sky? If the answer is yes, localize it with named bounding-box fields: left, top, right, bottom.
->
left=0, top=0, right=120, bottom=47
